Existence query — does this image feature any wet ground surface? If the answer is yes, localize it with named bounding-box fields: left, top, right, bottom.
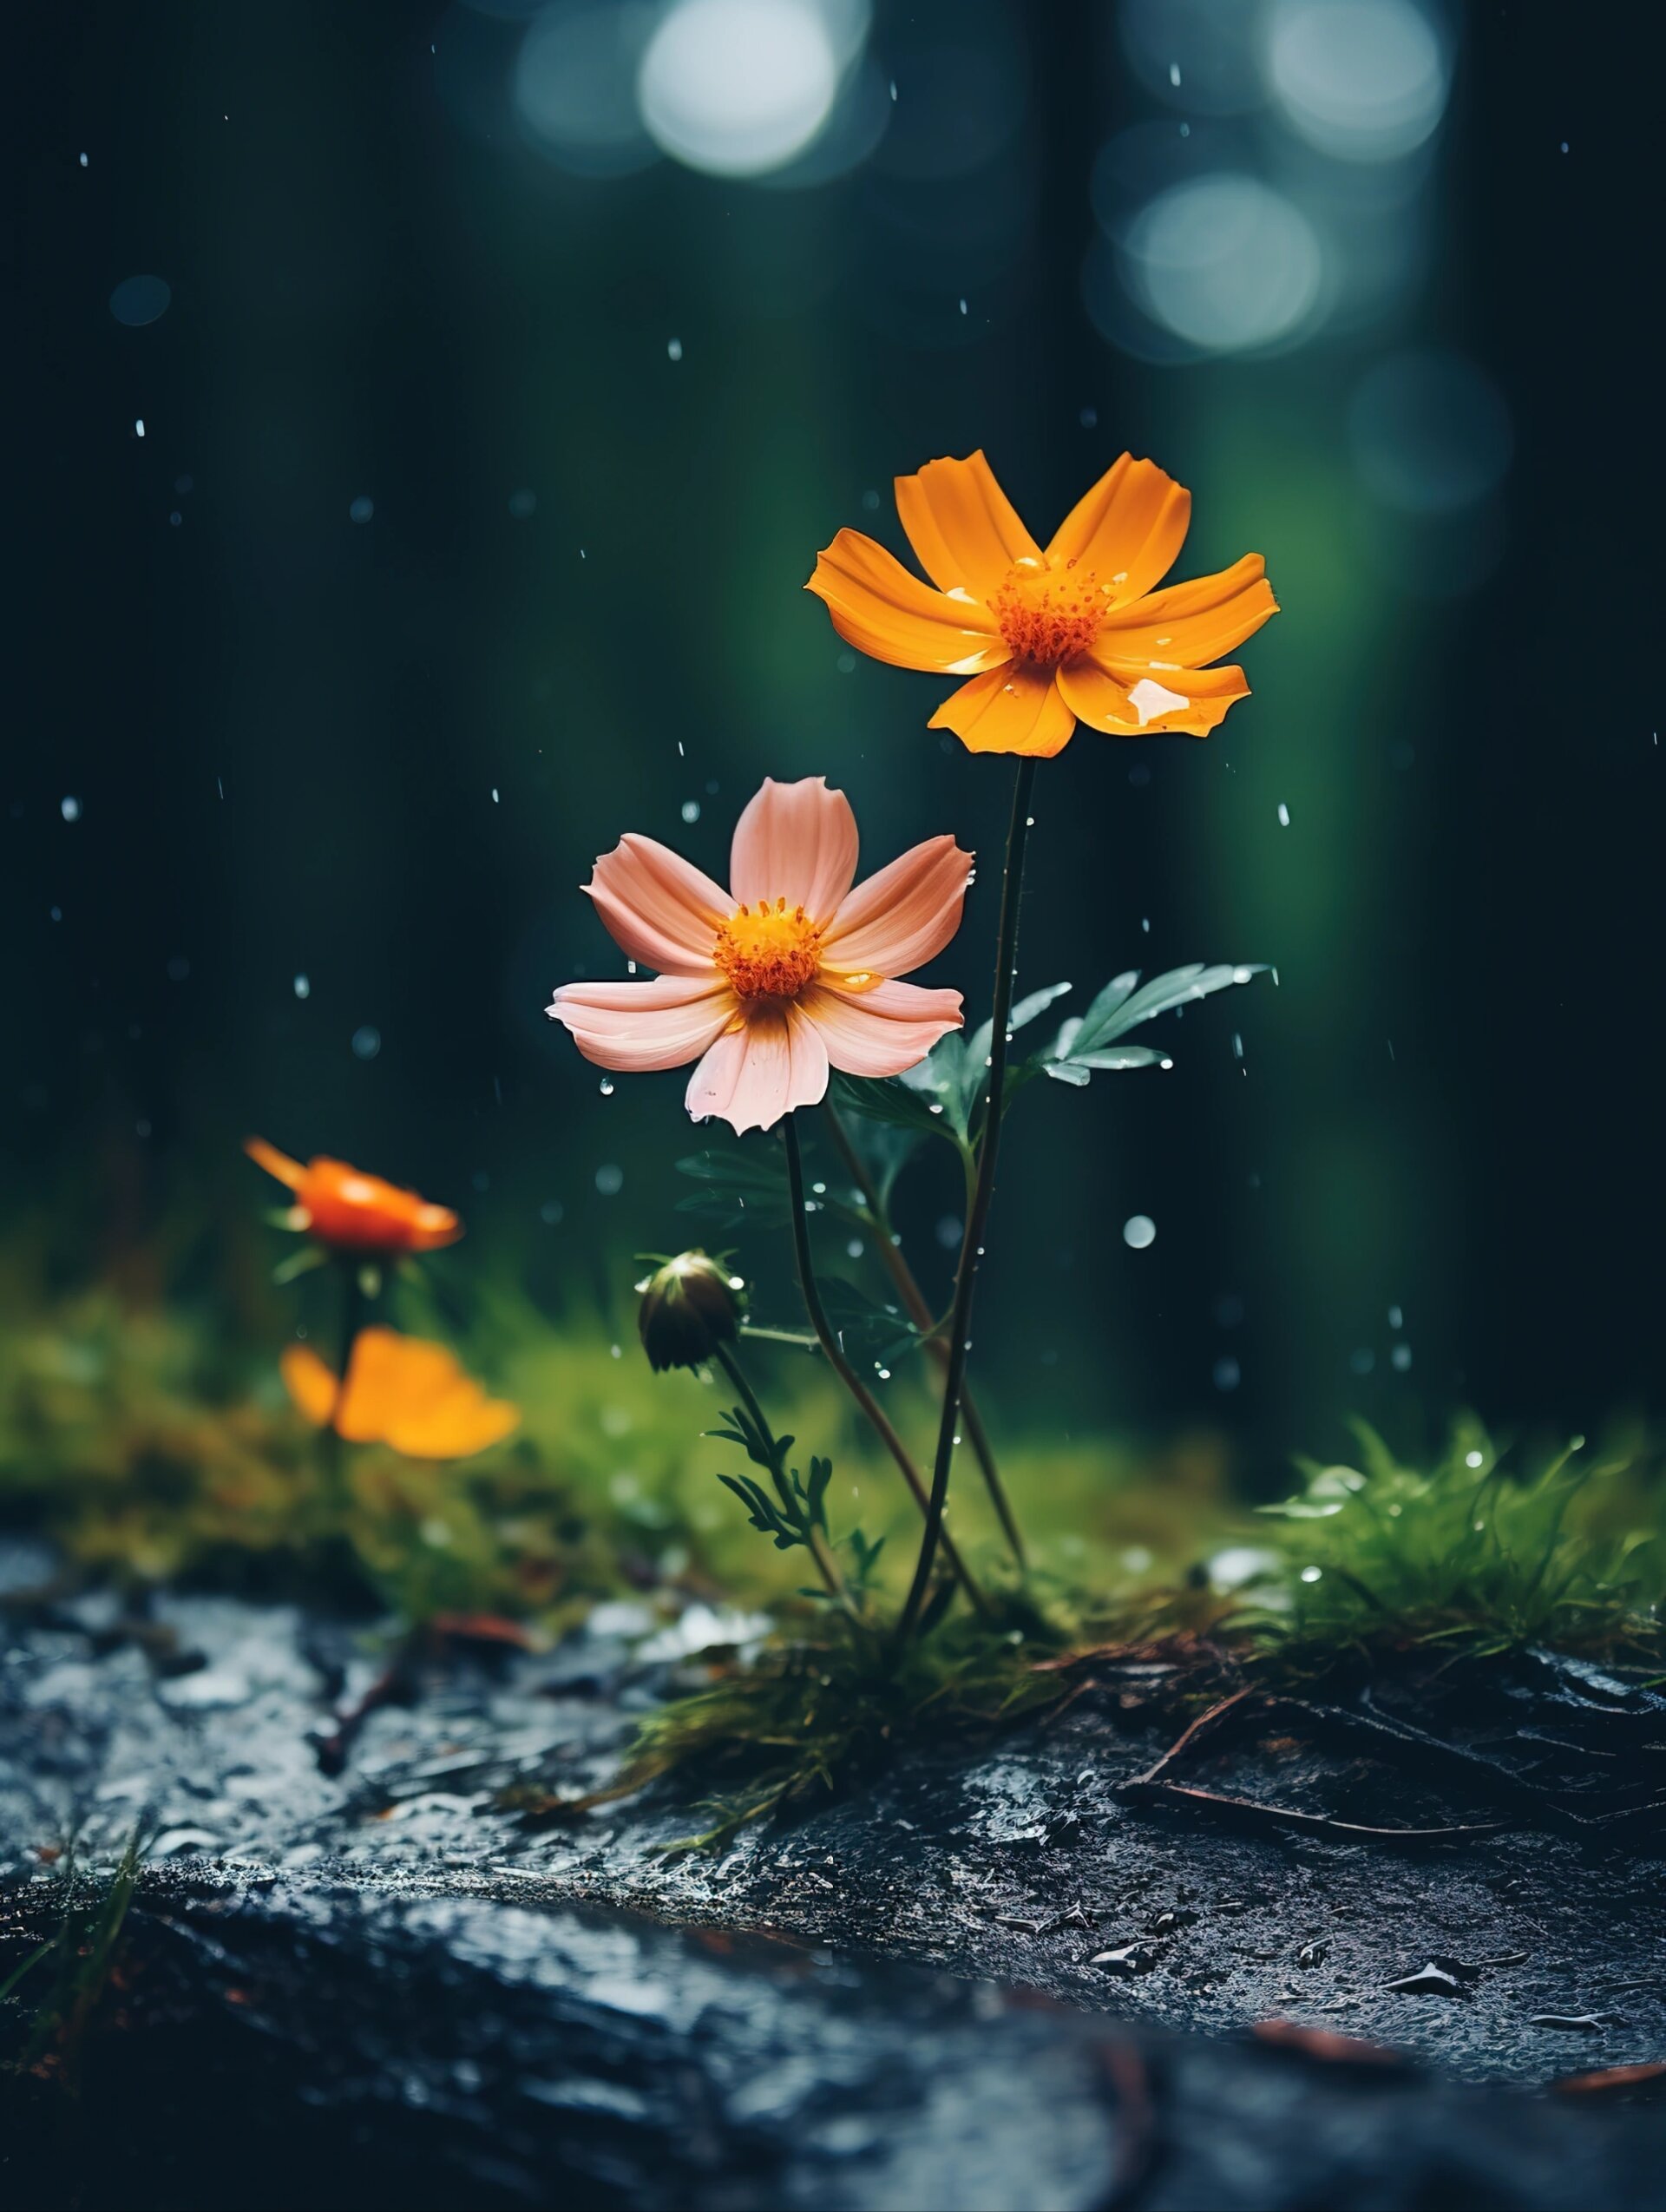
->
left=4, top=1547, right=1666, bottom=2208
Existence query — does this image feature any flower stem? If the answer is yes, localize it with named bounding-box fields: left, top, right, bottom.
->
left=321, top=1259, right=368, bottom=1511
left=781, top=1113, right=988, bottom=1617
left=712, top=1339, right=856, bottom=1620
left=822, top=1098, right=1026, bottom=1569
left=896, top=757, right=1037, bottom=1644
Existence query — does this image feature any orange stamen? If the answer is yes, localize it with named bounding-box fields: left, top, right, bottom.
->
left=991, top=555, right=1111, bottom=669
left=712, top=899, right=823, bottom=1002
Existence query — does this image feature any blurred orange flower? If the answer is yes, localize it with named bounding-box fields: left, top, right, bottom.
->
left=245, top=1138, right=462, bottom=1257
left=281, top=1327, right=519, bottom=1460
left=806, top=449, right=1277, bottom=757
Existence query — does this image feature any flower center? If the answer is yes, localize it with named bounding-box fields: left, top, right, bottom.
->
left=992, top=555, right=1112, bottom=667
left=713, top=899, right=823, bottom=1001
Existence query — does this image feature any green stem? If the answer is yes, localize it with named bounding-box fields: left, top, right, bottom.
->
left=896, top=758, right=1036, bottom=1644
left=823, top=1098, right=1025, bottom=1569
left=781, top=1114, right=988, bottom=1617
left=713, top=1339, right=856, bottom=1620
left=321, top=1258, right=368, bottom=1511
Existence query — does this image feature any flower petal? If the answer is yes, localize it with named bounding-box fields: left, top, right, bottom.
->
left=245, top=1135, right=305, bottom=1191
left=1045, top=454, right=1191, bottom=605
left=1097, top=553, right=1277, bottom=666
left=685, top=1003, right=830, bottom=1134
left=280, top=1342, right=340, bottom=1428
left=928, top=665, right=1077, bottom=757
left=729, top=777, right=859, bottom=924
left=802, top=979, right=963, bottom=1078
left=384, top=1385, right=520, bottom=1460
left=549, top=975, right=734, bottom=1072
left=806, top=528, right=1008, bottom=674
left=586, top=834, right=730, bottom=976
left=1055, top=656, right=1250, bottom=738
left=822, top=835, right=973, bottom=978
left=893, top=450, right=1041, bottom=599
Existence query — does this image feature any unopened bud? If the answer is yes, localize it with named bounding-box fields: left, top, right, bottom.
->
left=635, top=1250, right=744, bottom=1373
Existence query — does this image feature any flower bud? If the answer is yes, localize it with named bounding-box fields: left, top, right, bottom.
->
left=635, top=1250, right=744, bottom=1373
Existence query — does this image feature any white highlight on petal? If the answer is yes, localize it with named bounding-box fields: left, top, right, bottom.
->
left=1126, top=677, right=1190, bottom=725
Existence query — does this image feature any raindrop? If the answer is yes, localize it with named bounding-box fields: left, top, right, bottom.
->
left=667, top=337, right=684, bottom=361
left=1388, top=1304, right=1403, bottom=1329
left=1465, top=1450, right=1484, bottom=1467
left=845, top=1237, right=863, bottom=1259
left=491, top=787, right=500, bottom=804
left=292, top=974, right=310, bottom=1000
left=349, top=496, right=374, bottom=523
left=599, top=1078, right=614, bottom=1096
left=1277, top=802, right=1290, bottom=826
left=935, top=1215, right=962, bottom=1250
left=1123, top=1214, right=1157, bottom=1250
left=1212, top=1355, right=1241, bottom=1391
left=1300, top=1565, right=1322, bottom=1584
left=540, top=1199, right=565, bottom=1225
left=1391, top=1342, right=1412, bottom=1372
left=134, top=418, right=146, bottom=438
left=79, top=152, right=89, bottom=167
left=351, top=1024, right=381, bottom=1060
left=681, top=799, right=701, bottom=823
left=595, top=1163, right=624, bottom=1195
left=60, top=796, right=81, bottom=822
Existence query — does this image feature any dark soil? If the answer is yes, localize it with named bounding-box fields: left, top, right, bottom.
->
left=4, top=1547, right=1665, bottom=2209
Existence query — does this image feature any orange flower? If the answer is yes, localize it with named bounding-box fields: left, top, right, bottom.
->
left=245, top=1138, right=462, bottom=1257
left=281, top=1327, right=519, bottom=1460
left=806, top=449, right=1277, bottom=757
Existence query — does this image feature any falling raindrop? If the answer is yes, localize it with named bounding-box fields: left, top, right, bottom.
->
left=60, top=797, right=81, bottom=822
left=292, top=974, right=310, bottom=1000
left=1276, top=802, right=1290, bottom=826
left=351, top=1025, right=380, bottom=1060
left=681, top=799, right=701, bottom=823
left=1300, top=1565, right=1323, bottom=1584
left=349, top=496, right=374, bottom=523
left=599, top=1078, right=614, bottom=1096
left=667, top=337, right=683, bottom=361
left=595, top=1163, right=624, bottom=1195
left=1123, top=1214, right=1157, bottom=1250
left=1213, top=1355, right=1241, bottom=1391
left=1391, top=1343, right=1413, bottom=1371
left=1465, top=1450, right=1484, bottom=1467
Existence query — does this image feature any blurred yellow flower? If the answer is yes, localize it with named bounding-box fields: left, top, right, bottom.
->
left=807, top=449, right=1277, bottom=757
left=281, top=1327, right=519, bottom=1461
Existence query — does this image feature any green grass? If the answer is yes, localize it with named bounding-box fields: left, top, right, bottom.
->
left=1241, top=1416, right=1666, bottom=1665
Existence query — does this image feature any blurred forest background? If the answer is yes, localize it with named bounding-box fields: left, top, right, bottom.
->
left=6, top=0, right=1659, bottom=1493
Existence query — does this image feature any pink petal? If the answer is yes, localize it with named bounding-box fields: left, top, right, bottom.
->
left=587, top=834, right=730, bottom=976
left=821, top=835, right=973, bottom=979
left=729, top=778, right=858, bottom=926
left=548, top=976, right=734, bottom=1072
left=684, top=1003, right=830, bottom=1134
left=801, top=981, right=963, bottom=1078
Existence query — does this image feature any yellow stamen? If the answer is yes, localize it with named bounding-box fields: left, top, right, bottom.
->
left=713, top=900, right=823, bottom=1002
left=992, top=554, right=1112, bottom=668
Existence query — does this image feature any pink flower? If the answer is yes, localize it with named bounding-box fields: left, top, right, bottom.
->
left=548, top=778, right=971, bottom=1135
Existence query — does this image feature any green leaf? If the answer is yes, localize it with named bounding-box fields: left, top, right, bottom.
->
left=675, top=1145, right=793, bottom=1230
left=964, top=979, right=1074, bottom=1074
left=804, top=1454, right=833, bottom=1529
left=816, top=1278, right=925, bottom=1368
left=1020, top=961, right=1269, bottom=1092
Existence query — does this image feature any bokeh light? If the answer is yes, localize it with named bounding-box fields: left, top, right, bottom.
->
left=1120, top=174, right=1323, bottom=355
left=1264, top=0, right=1449, bottom=164
left=1348, top=349, right=1512, bottom=513
left=637, top=0, right=841, bottom=180
left=1119, top=0, right=1268, bottom=116
left=108, top=275, right=171, bottom=326
left=513, top=3, right=659, bottom=178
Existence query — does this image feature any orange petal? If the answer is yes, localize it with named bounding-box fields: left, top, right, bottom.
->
left=928, top=666, right=1077, bottom=758
left=587, top=834, right=731, bottom=976
left=548, top=975, right=734, bottom=1073
left=1045, top=454, right=1190, bottom=605
left=384, top=1386, right=520, bottom=1460
left=1055, top=656, right=1250, bottom=738
left=893, top=450, right=1041, bottom=599
left=822, top=835, right=973, bottom=978
left=280, top=1342, right=341, bottom=1428
left=245, top=1136, right=305, bottom=1191
left=806, top=529, right=1008, bottom=674
left=1097, top=554, right=1277, bottom=667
